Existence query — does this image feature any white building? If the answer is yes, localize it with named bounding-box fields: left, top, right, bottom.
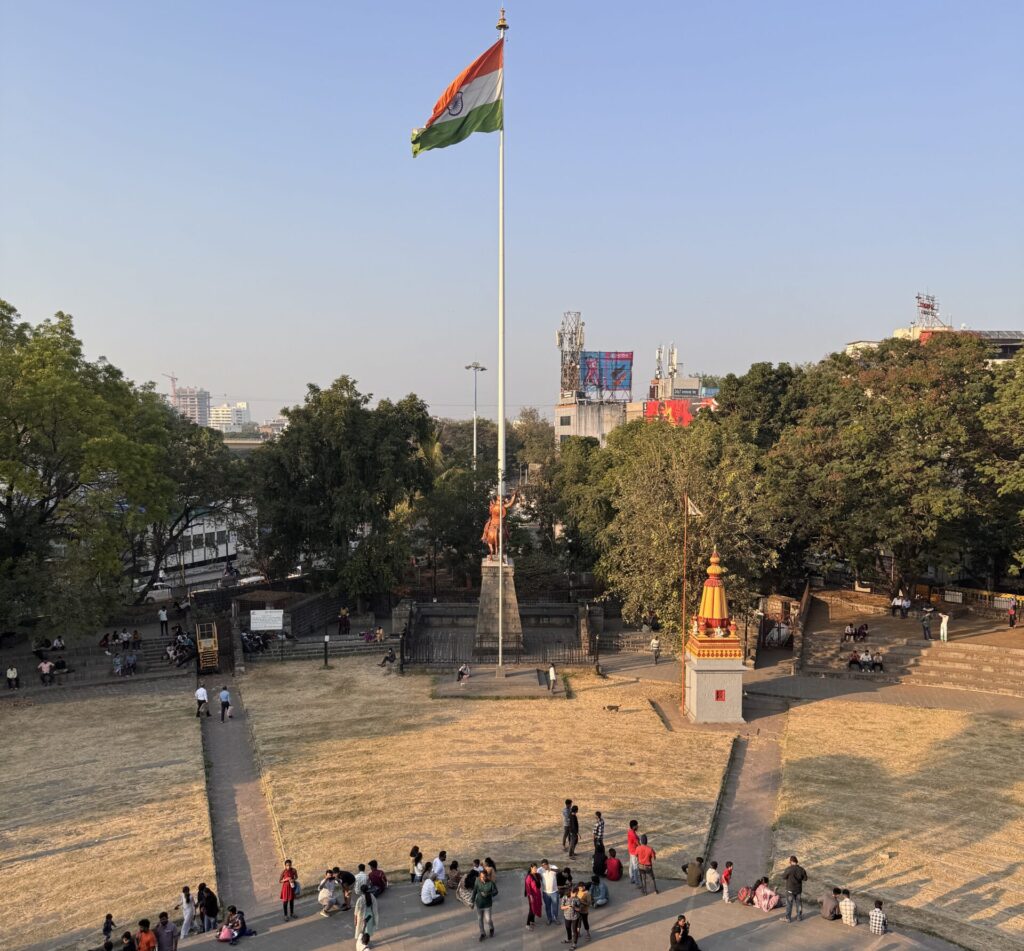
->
left=209, top=402, right=251, bottom=433
left=171, top=387, right=211, bottom=427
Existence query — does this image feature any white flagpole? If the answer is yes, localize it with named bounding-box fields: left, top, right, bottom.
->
left=496, top=8, right=508, bottom=674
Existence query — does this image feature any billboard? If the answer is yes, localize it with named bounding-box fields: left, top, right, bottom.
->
left=643, top=399, right=695, bottom=427
left=579, top=351, right=633, bottom=397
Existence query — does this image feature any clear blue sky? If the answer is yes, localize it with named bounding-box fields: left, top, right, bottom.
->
left=2, top=0, right=1022, bottom=421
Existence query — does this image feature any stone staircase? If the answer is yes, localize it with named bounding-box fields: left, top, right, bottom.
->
left=801, top=598, right=1024, bottom=697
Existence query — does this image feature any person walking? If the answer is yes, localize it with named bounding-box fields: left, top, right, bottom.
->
left=650, top=635, right=661, bottom=665
left=6, top=664, right=18, bottom=689
left=1009, top=601, right=1017, bottom=629
left=592, top=811, right=605, bottom=852
left=472, top=867, right=498, bottom=941
left=636, top=835, right=658, bottom=895
left=538, top=860, right=559, bottom=925
left=176, top=886, right=196, bottom=937
left=353, top=884, right=378, bottom=949
left=939, top=612, right=950, bottom=643
left=279, top=859, right=299, bottom=919
left=524, top=863, right=543, bottom=930
left=561, top=800, right=573, bottom=851
left=781, top=854, right=808, bottom=922
left=548, top=663, right=557, bottom=692
left=567, top=805, right=580, bottom=858
left=627, top=820, right=641, bottom=887
left=218, top=685, right=232, bottom=722
left=194, top=683, right=210, bottom=718
left=158, top=607, right=169, bottom=637
left=574, top=882, right=592, bottom=941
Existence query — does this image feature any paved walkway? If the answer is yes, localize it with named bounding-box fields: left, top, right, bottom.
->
left=172, top=875, right=958, bottom=950
left=707, top=696, right=787, bottom=882
left=201, top=679, right=282, bottom=913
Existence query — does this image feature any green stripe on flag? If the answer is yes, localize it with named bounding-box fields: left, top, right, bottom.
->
left=411, top=100, right=503, bottom=157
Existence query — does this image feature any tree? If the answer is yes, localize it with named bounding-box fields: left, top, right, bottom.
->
left=591, top=419, right=783, bottom=632
left=768, top=335, right=997, bottom=593
left=714, top=362, right=806, bottom=449
left=981, top=351, right=1024, bottom=575
left=514, top=407, right=555, bottom=468
left=0, top=301, right=166, bottom=631
left=251, top=378, right=432, bottom=602
left=414, top=466, right=492, bottom=588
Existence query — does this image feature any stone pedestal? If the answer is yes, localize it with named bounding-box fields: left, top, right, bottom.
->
left=475, top=558, right=523, bottom=656
left=684, top=634, right=746, bottom=724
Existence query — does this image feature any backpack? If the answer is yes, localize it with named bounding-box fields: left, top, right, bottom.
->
left=738, top=886, right=754, bottom=905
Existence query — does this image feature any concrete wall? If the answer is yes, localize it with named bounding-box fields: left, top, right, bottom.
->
left=554, top=401, right=627, bottom=447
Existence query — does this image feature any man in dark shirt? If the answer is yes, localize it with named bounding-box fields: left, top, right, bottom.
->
left=567, top=805, right=580, bottom=858
left=683, top=856, right=705, bottom=888
left=781, top=855, right=808, bottom=922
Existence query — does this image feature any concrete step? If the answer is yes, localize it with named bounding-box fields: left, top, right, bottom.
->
left=804, top=664, right=1024, bottom=698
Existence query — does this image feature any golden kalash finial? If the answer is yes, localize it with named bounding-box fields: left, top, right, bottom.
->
left=497, top=7, right=508, bottom=34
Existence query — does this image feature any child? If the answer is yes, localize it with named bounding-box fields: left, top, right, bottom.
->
left=721, top=860, right=733, bottom=902
left=705, top=860, right=721, bottom=892
left=102, top=914, right=116, bottom=940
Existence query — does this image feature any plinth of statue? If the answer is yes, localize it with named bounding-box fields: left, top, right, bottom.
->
left=683, top=633, right=746, bottom=724
left=474, top=557, right=524, bottom=656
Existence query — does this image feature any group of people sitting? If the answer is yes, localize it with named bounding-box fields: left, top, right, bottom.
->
left=840, top=623, right=870, bottom=643
left=845, top=648, right=884, bottom=672
left=240, top=630, right=272, bottom=654
left=163, top=627, right=198, bottom=667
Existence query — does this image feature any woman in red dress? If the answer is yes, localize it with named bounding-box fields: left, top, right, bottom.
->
left=524, top=863, right=543, bottom=930
left=280, top=859, right=299, bottom=920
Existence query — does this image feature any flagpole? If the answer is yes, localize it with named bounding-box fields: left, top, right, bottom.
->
left=681, top=491, right=688, bottom=711
left=496, top=7, right=508, bottom=676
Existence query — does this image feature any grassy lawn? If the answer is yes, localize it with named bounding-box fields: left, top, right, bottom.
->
left=0, top=685, right=215, bottom=951
left=243, top=659, right=733, bottom=882
left=775, top=699, right=1024, bottom=951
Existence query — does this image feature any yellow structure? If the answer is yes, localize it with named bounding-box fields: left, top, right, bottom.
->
left=684, top=552, right=745, bottom=723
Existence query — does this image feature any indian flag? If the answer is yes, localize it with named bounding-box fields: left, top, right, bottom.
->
left=411, top=38, right=503, bottom=157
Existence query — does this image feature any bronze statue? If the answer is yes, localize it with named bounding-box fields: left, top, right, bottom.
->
left=481, top=490, right=518, bottom=559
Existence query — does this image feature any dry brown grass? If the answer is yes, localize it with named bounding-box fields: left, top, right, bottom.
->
left=243, top=660, right=733, bottom=882
left=775, top=699, right=1024, bottom=951
left=0, top=686, right=216, bottom=951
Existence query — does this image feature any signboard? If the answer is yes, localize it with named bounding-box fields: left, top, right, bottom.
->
left=672, top=387, right=699, bottom=398
left=643, top=399, right=694, bottom=427
left=579, top=351, right=633, bottom=397
left=250, top=609, right=284, bottom=631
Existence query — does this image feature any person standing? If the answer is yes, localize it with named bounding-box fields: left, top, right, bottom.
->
left=1009, top=601, right=1017, bottom=628
left=538, top=860, right=559, bottom=925
left=353, top=884, right=378, bottom=949
left=472, top=867, right=497, bottom=940
left=627, top=820, right=641, bottom=886
left=158, top=607, right=169, bottom=637
left=781, top=854, right=808, bottom=922
left=560, top=882, right=582, bottom=949
left=176, top=886, right=195, bottom=936
left=592, top=811, right=605, bottom=852
left=567, top=805, right=580, bottom=858
left=561, top=799, right=573, bottom=851
left=636, top=835, right=658, bottom=895
left=921, top=613, right=933, bottom=640
left=721, top=861, right=734, bottom=902
left=650, top=635, right=661, bottom=665
left=6, top=664, right=18, bottom=689
left=194, top=684, right=210, bottom=718
left=134, top=921, right=157, bottom=951
left=575, top=882, right=592, bottom=941
left=279, top=860, right=298, bottom=920
left=153, top=912, right=179, bottom=951
left=524, top=864, right=542, bottom=930
left=218, top=685, right=231, bottom=722
left=548, top=663, right=557, bottom=692
left=939, top=612, right=950, bottom=643
left=198, top=884, right=218, bottom=933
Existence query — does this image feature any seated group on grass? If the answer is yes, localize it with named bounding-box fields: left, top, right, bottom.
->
left=845, top=648, right=884, bottom=672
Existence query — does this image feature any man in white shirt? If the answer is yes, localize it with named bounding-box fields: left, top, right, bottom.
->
left=431, top=851, right=447, bottom=880
left=839, top=889, right=858, bottom=926
left=538, top=860, right=560, bottom=924
left=890, top=595, right=901, bottom=617
left=194, top=683, right=210, bottom=718
left=354, top=864, right=369, bottom=893
left=650, top=636, right=661, bottom=665
left=420, top=871, right=444, bottom=906
left=159, top=607, right=169, bottom=636
left=939, top=612, right=950, bottom=643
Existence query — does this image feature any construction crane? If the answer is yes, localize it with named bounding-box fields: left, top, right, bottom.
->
left=162, top=372, right=178, bottom=399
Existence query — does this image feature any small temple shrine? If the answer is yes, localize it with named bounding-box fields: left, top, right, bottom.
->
left=683, top=552, right=746, bottom=723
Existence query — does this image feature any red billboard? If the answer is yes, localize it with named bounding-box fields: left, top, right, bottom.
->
left=644, top=400, right=694, bottom=427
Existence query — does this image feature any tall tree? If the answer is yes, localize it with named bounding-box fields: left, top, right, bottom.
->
left=252, top=378, right=432, bottom=602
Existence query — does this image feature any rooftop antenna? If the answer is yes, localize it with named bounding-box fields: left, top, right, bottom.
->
left=556, top=311, right=584, bottom=401
left=914, top=293, right=949, bottom=330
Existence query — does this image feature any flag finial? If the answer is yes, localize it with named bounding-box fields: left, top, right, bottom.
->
left=497, top=7, right=508, bottom=34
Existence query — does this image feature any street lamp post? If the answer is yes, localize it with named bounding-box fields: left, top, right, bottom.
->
left=465, top=362, right=487, bottom=469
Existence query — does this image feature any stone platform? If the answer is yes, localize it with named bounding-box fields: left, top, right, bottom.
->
left=474, top=557, right=523, bottom=654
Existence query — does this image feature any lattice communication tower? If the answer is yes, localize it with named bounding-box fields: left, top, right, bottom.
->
left=914, top=293, right=949, bottom=330
left=556, top=311, right=585, bottom=401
